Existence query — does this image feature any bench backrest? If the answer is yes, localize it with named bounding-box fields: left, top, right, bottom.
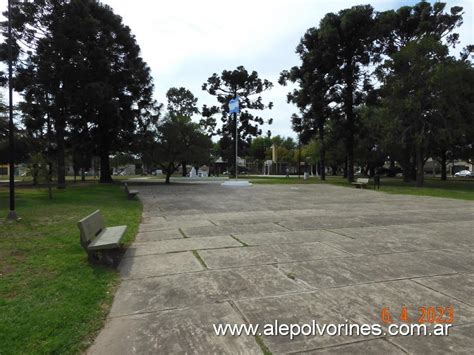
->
left=77, top=210, right=105, bottom=248
left=124, top=183, right=130, bottom=193
left=357, top=178, right=369, bottom=184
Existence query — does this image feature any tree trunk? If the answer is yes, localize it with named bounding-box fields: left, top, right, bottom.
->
left=369, top=165, right=375, bottom=177
left=165, top=162, right=175, bottom=184
left=344, top=60, right=355, bottom=183
left=47, top=162, right=53, bottom=199
left=99, top=142, right=113, bottom=183
left=415, top=144, right=424, bottom=188
left=346, top=135, right=354, bottom=182
left=182, top=161, right=187, bottom=177
left=319, top=124, right=326, bottom=181
left=389, top=157, right=395, bottom=170
left=343, top=157, right=348, bottom=179
left=33, top=164, right=38, bottom=186
left=410, top=159, right=417, bottom=181
left=401, top=148, right=411, bottom=183
left=73, top=151, right=78, bottom=184
left=56, top=120, right=66, bottom=189
left=440, top=151, right=447, bottom=181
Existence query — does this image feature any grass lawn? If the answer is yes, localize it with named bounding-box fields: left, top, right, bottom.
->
left=0, top=183, right=142, bottom=354
left=249, top=175, right=474, bottom=200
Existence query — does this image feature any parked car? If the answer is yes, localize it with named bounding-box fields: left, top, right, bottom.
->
left=454, top=170, right=473, bottom=177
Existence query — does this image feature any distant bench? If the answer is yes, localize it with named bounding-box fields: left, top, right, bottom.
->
left=352, top=177, right=369, bottom=188
left=78, top=210, right=127, bottom=265
left=124, top=182, right=139, bottom=199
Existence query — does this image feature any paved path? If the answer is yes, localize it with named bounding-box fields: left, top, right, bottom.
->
left=89, top=183, right=474, bottom=354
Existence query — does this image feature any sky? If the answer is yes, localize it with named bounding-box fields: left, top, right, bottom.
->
left=2, top=0, right=473, bottom=139
left=100, top=0, right=473, bottom=139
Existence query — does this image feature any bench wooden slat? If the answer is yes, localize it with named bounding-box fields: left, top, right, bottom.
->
left=88, top=225, right=127, bottom=250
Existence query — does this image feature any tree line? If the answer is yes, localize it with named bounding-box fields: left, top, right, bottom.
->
left=0, top=0, right=274, bottom=186
left=1, top=1, right=472, bottom=188
left=280, top=1, right=473, bottom=186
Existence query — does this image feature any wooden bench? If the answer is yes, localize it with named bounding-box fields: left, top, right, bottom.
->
left=77, top=210, right=127, bottom=265
left=124, top=182, right=139, bottom=199
left=352, top=177, right=369, bottom=188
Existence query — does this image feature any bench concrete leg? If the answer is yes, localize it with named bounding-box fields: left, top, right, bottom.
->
left=86, top=250, right=121, bottom=267
left=87, top=251, right=101, bottom=264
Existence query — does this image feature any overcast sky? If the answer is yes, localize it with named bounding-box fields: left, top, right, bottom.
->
left=100, top=0, right=472, bottom=139
left=2, top=0, right=473, bottom=139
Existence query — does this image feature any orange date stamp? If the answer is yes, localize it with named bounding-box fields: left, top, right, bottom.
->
left=381, top=306, right=454, bottom=324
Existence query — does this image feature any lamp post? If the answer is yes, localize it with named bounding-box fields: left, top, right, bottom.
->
left=6, top=0, right=18, bottom=220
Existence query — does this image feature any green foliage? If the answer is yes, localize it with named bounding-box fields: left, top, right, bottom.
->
left=247, top=135, right=296, bottom=162
left=166, top=87, right=199, bottom=117
left=202, top=66, right=273, bottom=168
left=248, top=136, right=272, bottom=161
left=3, top=0, right=159, bottom=185
left=284, top=1, right=469, bottom=186
left=154, top=115, right=212, bottom=183
left=300, top=140, right=319, bottom=166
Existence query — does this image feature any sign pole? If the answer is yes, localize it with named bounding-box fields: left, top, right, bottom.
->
left=229, top=96, right=240, bottom=181
left=235, top=111, right=238, bottom=181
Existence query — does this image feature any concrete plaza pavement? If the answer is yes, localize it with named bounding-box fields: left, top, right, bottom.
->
left=89, top=183, right=474, bottom=354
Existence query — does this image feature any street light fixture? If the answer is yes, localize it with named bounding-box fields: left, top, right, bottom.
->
left=6, top=0, right=18, bottom=220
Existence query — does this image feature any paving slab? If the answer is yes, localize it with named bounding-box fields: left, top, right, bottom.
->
left=139, top=219, right=214, bottom=232
left=210, top=215, right=288, bottom=225
left=414, top=273, right=474, bottom=306
left=303, top=339, right=405, bottom=354
left=424, top=249, right=474, bottom=273
left=359, top=213, right=439, bottom=226
left=278, top=217, right=370, bottom=231
left=199, top=242, right=348, bottom=269
left=328, top=224, right=426, bottom=239
left=235, top=292, right=377, bottom=353
left=404, top=222, right=474, bottom=249
left=322, top=231, right=449, bottom=256
left=235, top=230, right=350, bottom=246
left=124, top=235, right=242, bottom=258
left=109, top=265, right=306, bottom=317
left=91, top=183, right=474, bottom=354
left=331, top=222, right=474, bottom=250
left=416, top=209, right=474, bottom=222
left=119, top=251, right=204, bottom=279
left=308, top=279, right=474, bottom=327
left=278, top=257, right=376, bottom=289
left=181, top=222, right=288, bottom=238
left=139, top=216, right=166, bottom=224
left=88, top=303, right=262, bottom=354
left=389, top=323, right=474, bottom=354
left=279, top=251, right=458, bottom=289
left=134, top=229, right=184, bottom=242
